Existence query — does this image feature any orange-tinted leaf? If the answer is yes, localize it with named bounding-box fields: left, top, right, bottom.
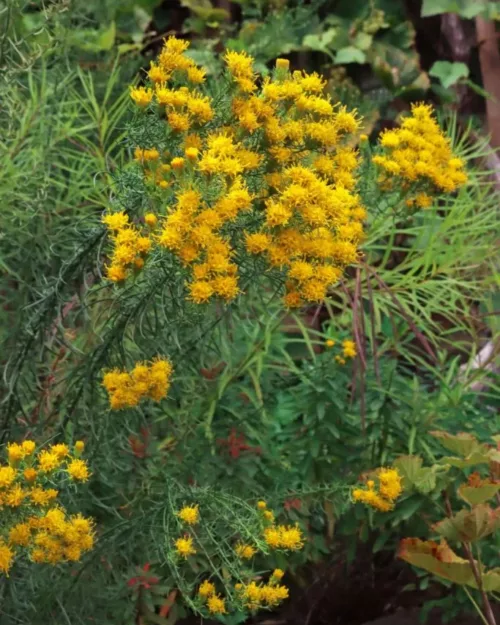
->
left=398, top=538, right=475, bottom=587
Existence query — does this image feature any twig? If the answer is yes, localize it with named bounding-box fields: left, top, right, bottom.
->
left=443, top=492, right=497, bottom=625
left=365, top=265, right=381, bottom=384
left=364, top=263, right=438, bottom=363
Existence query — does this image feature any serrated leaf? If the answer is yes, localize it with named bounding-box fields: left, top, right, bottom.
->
left=458, top=483, right=500, bottom=506
left=433, top=505, right=500, bottom=542
left=353, top=32, right=373, bottom=51
left=394, top=455, right=423, bottom=489
left=429, top=61, right=469, bottom=88
left=481, top=569, right=500, bottom=592
left=430, top=431, right=484, bottom=458
left=335, top=46, right=366, bottom=65
left=398, top=538, right=475, bottom=586
left=439, top=451, right=491, bottom=468
left=413, top=468, right=437, bottom=494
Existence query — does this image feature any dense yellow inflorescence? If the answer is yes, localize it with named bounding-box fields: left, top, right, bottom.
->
left=0, top=441, right=93, bottom=575
left=172, top=501, right=303, bottom=616
left=101, top=357, right=173, bottom=410
left=105, top=37, right=368, bottom=307
left=352, top=467, right=403, bottom=512
left=373, top=103, right=467, bottom=208
left=102, top=212, right=152, bottom=282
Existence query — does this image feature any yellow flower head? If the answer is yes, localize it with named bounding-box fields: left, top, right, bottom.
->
left=342, top=339, right=357, bottom=359
left=171, top=157, right=185, bottom=171
left=9, top=522, right=32, bottom=546
left=7, top=443, right=24, bottom=464
left=263, top=510, right=275, bottom=523
left=5, top=484, right=26, bottom=507
left=175, top=536, right=196, bottom=558
left=378, top=468, right=403, bottom=502
left=0, top=541, right=14, bottom=575
left=0, top=465, right=16, bottom=488
left=130, top=86, right=153, bottom=107
left=207, top=594, right=226, bottom=614
left=257, top=500, right=267, bottom=510
left=199, top=580, right=216, bottom=597
left=67, top=459, right=90, bottom=482
left=235, top=543, right=257, bottom=559
left=37, top=450, right=61, bottom=473
left=21, top=440, right=36, bottom=456
left=278, top=524, right=304, bottom=551
left=74, top=441, right=85, bottom=453
left=177, top=505, right=199, bottom=525
left=23, top=467, right=37, bottom=483
left=271, top=568, right=285, bottom=581
left=51, top=444, right=70, bottom=459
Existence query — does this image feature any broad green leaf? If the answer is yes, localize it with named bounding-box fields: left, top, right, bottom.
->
left=433, top=505, right=500, bottom=542
left=429, top=61, right=469, bottom=88
left=458, top=483, right=500, bottom=506
left=335, top=46, right=366, bottom=65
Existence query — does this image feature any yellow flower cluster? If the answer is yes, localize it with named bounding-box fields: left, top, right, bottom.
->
left=373, top=103, right=467, bottom=207
left=334, top=338, right=357, bottom=365
left=235, top=569, right=289, bottom=610
left=0, top=441, right=93, bottom=575
left=20, top=508, right=94, bottom=565
left=101, top=357, right=173, bottom=410
left=197, top=581, right=227, bottom=614
left=102, top=211, right=152, bottom=282
left=115, top=37, right=367, bottom=307
left=352, top=467, right=403, bottom=512
left=263, top=524, right=304, bottom=550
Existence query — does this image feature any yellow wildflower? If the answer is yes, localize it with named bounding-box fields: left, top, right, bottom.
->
left=130, top=86, right=153, bottom=107
left=342, top=339, right=357, bottom=359
left=175, top=536, right=196, bottom=558
left=199, top=580, right=216, bottom=597
left=207, top=594, right=226, bottom=614
left=0, top=541, right=14, bottom=575
left=67, top=459, right=90, bottom=482
left=177, top=505, right=199, bottom=525
left=7, top=443, right=24, bottom=464
left=37, top=450, right=61, bottom=473
left=0, top=466, right=16, bottom=488
left=235, top=543, right=257, bottom=559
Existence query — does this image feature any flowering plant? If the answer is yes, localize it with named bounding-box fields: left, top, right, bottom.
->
left=0, top=440, right=93, bottom=576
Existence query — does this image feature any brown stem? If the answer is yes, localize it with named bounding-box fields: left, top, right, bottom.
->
left=363, top=263, right=438, bottom=363
left=443, top=492, right=497, bottom=625
left=365, top=265, right=381, bottom=385
left=476, top=14, right=500, bottom=150
left=463, top=543, right=497, bottom=625
left=355, top=269, right=366, bottom=434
